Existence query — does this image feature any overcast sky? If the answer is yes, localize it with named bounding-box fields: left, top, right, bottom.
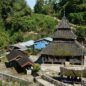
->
left=25, top=0, right=36, bottom=9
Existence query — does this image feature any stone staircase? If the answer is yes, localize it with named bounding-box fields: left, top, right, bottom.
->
left=36, top=74, right=74, bottom=86
left=37, top=78, right=55, bottom=86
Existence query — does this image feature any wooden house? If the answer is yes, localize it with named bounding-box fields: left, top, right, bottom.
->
left=14, top=57, right=33, bottom=73
left=39, top=16, right=86, bottom=65
left=6, top=49, right=33, bottom=73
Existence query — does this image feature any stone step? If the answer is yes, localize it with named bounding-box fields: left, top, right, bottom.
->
left=37, top=78, right=55, bottom=86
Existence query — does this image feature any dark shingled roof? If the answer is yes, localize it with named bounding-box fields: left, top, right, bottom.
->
left=7, top=49, right=28, bottom=61
left=57, top=16, right=70, bottom=29
left=52, top=30, right=77, bottom=39
left=16, top=57, right=33, bottom=67
left=41, top=41, right=85, bottom=56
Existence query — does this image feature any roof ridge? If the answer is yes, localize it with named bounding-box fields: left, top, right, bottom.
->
left=75, top=41, right=86, bottom=54
left=57, top=16, right=71, bottom=30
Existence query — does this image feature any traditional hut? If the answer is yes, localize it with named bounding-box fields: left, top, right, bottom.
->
left=40, top=16, right=86, bottom=65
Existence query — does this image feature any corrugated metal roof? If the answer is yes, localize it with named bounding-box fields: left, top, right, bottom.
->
left=35, top=37, right=53, bottom=42
left=43, top=37, right=53, bottom=42
left=11, top=40, right=34, bottom=51
left=12, top=44, right=28, bottom=51
left=20, top=40, right=34, bottom=47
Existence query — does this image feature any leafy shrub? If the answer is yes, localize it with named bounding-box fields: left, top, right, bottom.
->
left=0, top=29, right=9, bottom=48
left=11, top=14, right=57, bottom=32
left=10, top=31, right=23, bottom=44
left=32, top=63, right=40, bottom=73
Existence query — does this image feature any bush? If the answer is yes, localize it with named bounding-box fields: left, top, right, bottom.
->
left=11, top=14, right=57, bottom=32
left=10, top=31, right=23, bottom=44
left=0, top=29, right=9, bottom=49
left=32, top=63, right=40, bottom=73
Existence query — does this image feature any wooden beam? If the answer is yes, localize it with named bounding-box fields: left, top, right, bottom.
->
left=42, top=57, right=44, bottom=64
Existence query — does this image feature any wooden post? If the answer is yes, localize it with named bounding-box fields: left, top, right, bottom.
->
left=42, top=57, right=44, bottom=64
left=52, top=57, right=53, bottom=64
left=81, top=41, right=84, bottom=86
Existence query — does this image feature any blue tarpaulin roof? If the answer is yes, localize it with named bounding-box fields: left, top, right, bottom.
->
left=34, top=40, right=49, bottom=49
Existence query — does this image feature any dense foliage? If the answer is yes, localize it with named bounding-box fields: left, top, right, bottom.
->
left=34, top=0, right=86, bottom=25
left=75, top=26, right=86, bottom=41
left=34, top=0, right=58, bottom=15
left=0, top=0, right=31, bottom=48
left=32, top=63, right=40, bottom=73
left=57, top=0, right=86, bottom=25
left=0, top=0, right=86, bottom=49
left=0, top=0, right=57, bottom=48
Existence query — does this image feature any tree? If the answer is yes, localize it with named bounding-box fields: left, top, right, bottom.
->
left=57, top=0, right=86, bottom=25
left=42, top=4, right=54, bottom=15
left=34, top=0, right=44, bottom=13
left=75, top=26, right=86, bottom=41
left=34, top=0, right=59, bottom=15
left=0, top=0, right=32, bottom=30
left=10, top=31, right=23, bottom=44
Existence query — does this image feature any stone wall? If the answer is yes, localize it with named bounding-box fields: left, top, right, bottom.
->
left=41, top=75, right=68, bottom=86
left=84, top=56, right=86, bottom=66
left=0, top=72, right=31, bottom=86
left=36, top=75, right=69, bottom=86
left=35, top=76, right=45, bottom=86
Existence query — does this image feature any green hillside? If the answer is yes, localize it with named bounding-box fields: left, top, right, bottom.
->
left=0, top=0, right=86, bottom=49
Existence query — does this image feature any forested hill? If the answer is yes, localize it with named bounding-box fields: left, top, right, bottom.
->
left=0, top=0, right=86, bottom=49
left=57, top=0, right=86, bottom=25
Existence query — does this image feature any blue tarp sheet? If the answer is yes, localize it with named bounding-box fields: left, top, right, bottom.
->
left=34, top=41, right=49, bottom=49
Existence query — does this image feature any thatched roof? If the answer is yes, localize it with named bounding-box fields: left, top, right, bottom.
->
left=41, top=41, right=85, bottom=56
left=52, top=30, right=77, bottom=40
left=40, top=16, right=86, bottom=57
left=57, top=16, right=70, bottom=29
left=53, top=15, right=77, bottom=39
left=7, top=49, right=28, bottom=61
left=17, top=57, right=33, bottom=67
